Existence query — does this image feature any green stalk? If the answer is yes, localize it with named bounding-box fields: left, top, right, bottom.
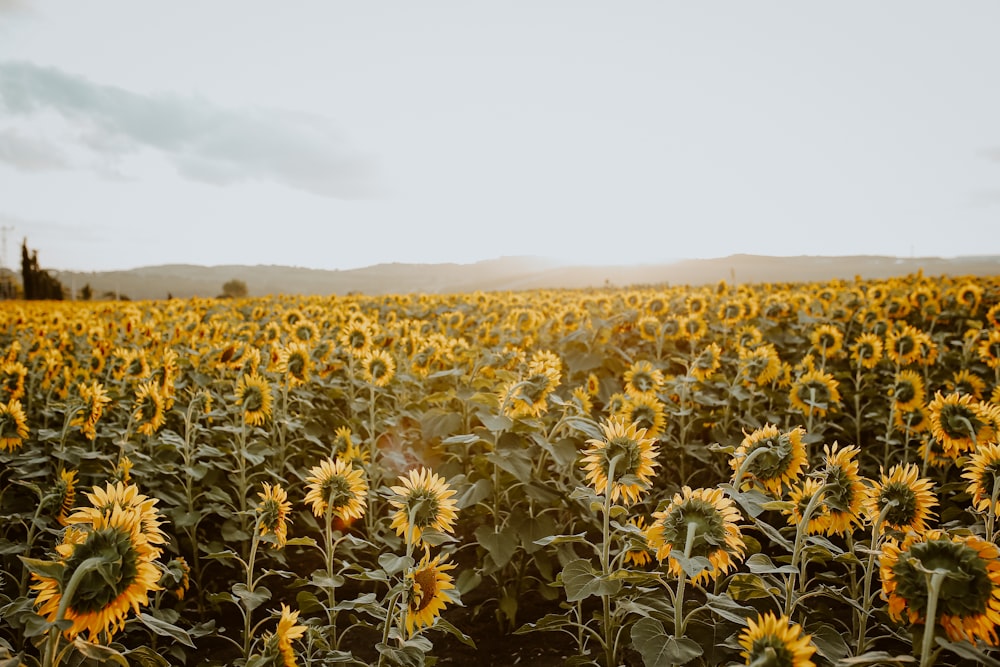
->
left=920, top=571, right=946, bottom=667
left=43, top=556, right=105, bottom=667
left=785, top=485, right=825, bottom=616
left=857, top=503, right=892, bottom=653
left=672, top=521, right=700, bottom=667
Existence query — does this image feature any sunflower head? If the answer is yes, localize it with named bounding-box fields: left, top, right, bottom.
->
left=789, top=370, right=841, bottom=419
left=0, top=398, right=28, bottom=452
left=361, top=349, right=396, bottom=387
left=927, top=391, right=994, bottom=459
left=963, top=442, right=1000, bottom=515
left=624, top=360, right=664, bottom=397
left=849, top=332, right=884, bottom=370
left=730, top=425, right=806, bottom=495
left=236, top=372, right=273, bottom=427
left=277, top=342, right=311, bottom=387
left=159, top=556, right=191, bottom=600
left=816, top=443, right=865, bottom=536
left=404, top=553, right=457, bottom=638
left=53, top=469, right=78, bottom=526
left=738, top=612, right=817, bottom=667
left=303, top=457, right=368, bottom=521
left=388, top=468, right=459, bottom=547
left=864, top=463, right=937, bottom=535
left=622, top=516, right=655, bottom=568
left=646, top=486, right=745, bottom=585
left=783, top=478, right=828, bottom=535
left=256, top=482, right=292, bottom=549
left=581, top=416, right=660, bottom=505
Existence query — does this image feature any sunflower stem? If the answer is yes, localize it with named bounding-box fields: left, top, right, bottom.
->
left=243, top=520, right=262, bottom=659
left=857, top=503, right=892, bottom=653
left=600, top=455, right=620, bottom=667
left=43, top=556, right=105, bottom=667
left=919, top=570, right=946, bottom=667
left=672, top=520, right=699, bottom=661
left=786, top=484, right=825, bottom=616
left=731, top=445, right=772, bottom=492
left=324, top=502, right=339, bottom=648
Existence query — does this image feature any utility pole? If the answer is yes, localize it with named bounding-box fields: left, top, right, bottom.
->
left=0, top=225, right=12, bottom=269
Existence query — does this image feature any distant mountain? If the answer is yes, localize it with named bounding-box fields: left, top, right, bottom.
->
left=48, top=254, right=1000, bottom=301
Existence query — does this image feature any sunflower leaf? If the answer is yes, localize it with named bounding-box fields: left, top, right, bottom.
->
left=806, top=622, right=849, bottom=662
left=631, top=617, right=702, bottom=667
left=936, top=637, right=1000, bottom=667
left=71, top=638, right=129, bottom=666
left=726, top=573, right=775, bottom=601
left=560, top=558, right=621, bottom=602
left=434, top=617, right=477, bottom=648
left=231, top=583, right=270, bottom=612
left=137, top=612, right=196, bottom=648
left=837, top=651, right=917, bottom=666
left=17, top=556, right=65, bottom=582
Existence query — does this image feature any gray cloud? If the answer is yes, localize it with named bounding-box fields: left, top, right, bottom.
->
left=0, top=61, right=375, bottom=198
left=0, top=129, right=70, bottom=171
left=0, top=212, right=109, bottom=243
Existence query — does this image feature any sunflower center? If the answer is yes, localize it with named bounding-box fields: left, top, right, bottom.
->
left=63, top=527, right=140, bottom=614
left=348, top=331, right=367, bottom=349
left=323, top=475, right=354, bottom=510
left=892, top=540, right=993, bottom=618
left=287, top=354, right=306, bottom=378
left=879, top=484, right=919, bottom=528
left=411, top=569, right=438, bottom=613
left=407, top=490, right=442, bottom=529
left=368, top=359, right=388, bottom=381
left=606, top=437, right=642, bottom=480
left=941, top=405, right=984, bottom=441
left=894, top=336, right=916, bottom=356
left=242, top=387, right=263, bottom=413
left=895, top=382, right=916, bottom=404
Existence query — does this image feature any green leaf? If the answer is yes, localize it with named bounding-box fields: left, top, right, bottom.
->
left=137, top=612, right=196, bottom=648
left=475, top=525, right=518, bottom=570
left=514, top=613, right=576, bottom=635
left=71, top=638, right=129, bottom=666
left=435, top=617, right=477, bottom=648
left=631, top=617, right=702, bottom=667
left=231, top=583, right=271, bottom=612
left=123, top=646, right=170, bottom=667
left=533, top=532, right=587, bottom=547
left=703, top=592, right=758, bottom=625
left=838, top=652, right=917, bottom=666
left=726, top=573, right=775, bottom=601
left=806, top=622, right=848, bottom=662
left=560, top=558, right=621, bottom=602
left=936, top=637, right=1000, bottom=667
left=479, top=412, right=513, bottom=432
left=745, top=552, right=797, bottom=575
left=378, top=553, right=413, bottom=576
left=457, top=478, right=492, bottom=509
left=310, top=571, right=345, bottom=589
left=18, top=556, right=66, bottom=581
left=284, top=536, right=318, bottom=548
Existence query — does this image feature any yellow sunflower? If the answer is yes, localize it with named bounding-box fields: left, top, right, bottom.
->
left=361, top=348, right=396, bottom=387
left=257, top=482, right=292, bottom=549
left=849, top=332, right=883, bottom=370
left=730, top=425, right=807, bottom=495
left=885, top=324, right=924, bottom=366
left=132, top=381, right=166, bottom=437
left=32, top=504, right=163, bottom=641
left=623, top=360, right=664, bottom=398
left=963, top=442, right=1000, bottom=515
left=67, top=481, right=167, bottom=557
left=817, top=443, right=865, bottom=536
left=275, top=604, right=307, bottom=667
left=388, top=468, right=459, bottom=546
left=946, top=369, right=987, bottom=400
left=338, top=320, right=373, bottom=357
left=72, top=380, right=112, bottom=441
left=738, top=612, right=816, bottom=667
left=0, top=398, right=28, bottom=452
left=978, top=329, right=1000, bottom=369
left=276, top=342, right=311, bottom=387
left=810, top=324, right=844, bottom=360
left=236, top=372, right=273, bottom=427
left=303, top=457, right=368, bottom=521
left=403, top=552, right=457, bottom=638
left=783, top=478, right=828, bottom=535
left=622, top=516, right=655, bottom=568
left=159, top=556, right=191, bottom=601
left=864, top=464, right=937, bottom=535
left=646, top=486, right=745, bottom=585
left=890, top=370, right=925, bottom=413
left=927, top=391, right=994, bottom=459
left=581, top=416, right=660, bottom=505
left=54, top=469, right=78, bottom=526
left=882, top=530, right=1000, bottom=646
left=788, top=369, right=841, bottom=419
left=689, top=342, right=722, bottom=381
left=0, top=360, right=27, bottom=402
left=585, top=372, right=601, bottom=397
left=737, top=344, right=781, bottom=387
left=619, top=393, right=666, bottom=440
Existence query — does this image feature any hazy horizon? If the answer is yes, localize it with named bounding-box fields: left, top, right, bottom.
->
left=2, top=2, right=999, bottom=273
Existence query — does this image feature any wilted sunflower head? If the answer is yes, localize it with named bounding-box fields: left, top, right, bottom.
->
left=730, top=425, right=806, bottom=495
left=738, top=612, right=817, bottom=667
left=581, top=415, right=660, bottom=505
left=882, top=530, right=1000, bottom=646
left=646, top=486, right=745, bottom=585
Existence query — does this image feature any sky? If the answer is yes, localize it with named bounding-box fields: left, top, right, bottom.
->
left=1, top=2, right=999, bottom=273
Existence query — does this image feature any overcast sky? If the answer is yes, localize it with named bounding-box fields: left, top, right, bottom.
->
left=1, top=2, right=999, bottom=272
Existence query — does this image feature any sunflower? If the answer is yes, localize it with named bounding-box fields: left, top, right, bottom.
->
left=0, top=360, right=27, bottom=402
left=890, top=370, right=925, bottom=413
left=303, top=457, right=368, bottom=521
left=111, top=455, right=134, bottom=484
left=817, top=443, right=865, bottom=536
left=257, top=482, right=292, bottom=549
left=620, top=394, right=667, bottom=440
left=622, top=516, right=655, bottom=568
left=132, top=381, right=166, bottom=437
left=623, top=360, right=664, bottom=398
left=236, top=372, right=273, bottom=427
left=963, top=442, right=1000, bottom=515
left=388, top=468, right=459, bottom=546
left=946, top=369, right=987, bottom=400
left=276, top=342, right=311, bottom=387
left=894, top=405, right=930, bottom=435
left=788, top=370, right=841, bottom=419
left=737, top=344, right=781, bottom=387
left=882, top=530, right=1000, bottom=645
left=864, top=464, right=937, bottom=535
left=581, top=416, right=659, bottom=505
left=585, top=372, right=601, bottom=397
left=885, top=324, right=924, bottom=366
left=978, top=329, right=1000, bottom=369
left=32, top=504, right=163, bottom=641
left=953, top=282, right=984, bottom=313
left=0, top=398, right=28, bottom=452
left=736, top=325, right=764, bottom=349
left=498, top=357, right=561, bottom=419
left=159, top=557, right=191, bottom=600
left=849, top=332, right=883, bottom=370
left=730, top=425, right=807, bottom=495
left=810, top=324, right=844, bottom=360
left=53, top=469, right=78, bottom=526
left=690, top=342, right=722, bottom=381
left=783, top=478, right=828, bottom=535
left=738, top=612, right=816, bottom=667
left=290, top=319, right=320, bottom=345
left=68, top=482, right=167, bottom=557
left=275, top=604, right=307, bottom=666
left=571, top=386, right=594, bottom=414
left=927, top=391, right=994, bottom=459
left=646, top=486, right=745, bottom=585
left=637, top=316, right=661, bottom=342
left=404, top=552, right=457, bottom=638
left=338, top=320, right=373, bottom=357
left=361, top=348, right=396, bottom=387
left=680, top=314, right=707, bottom=340
left=72, top=380, right=112, bottom=441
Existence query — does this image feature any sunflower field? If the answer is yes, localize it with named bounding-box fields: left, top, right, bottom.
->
left=4, top=272, right=1000, bottom=666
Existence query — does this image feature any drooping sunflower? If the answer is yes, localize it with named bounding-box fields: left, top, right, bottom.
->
left=581, top=416, right=659, bottom=505
left=235, top=372, right=273, bottom=427
left=737, top=344, right=781, bottom=387
left=890, top=369, right=925, bottom=413
left=72, top=380, right=112, bottom=441
left=730, top=425, right=807, bottom=495
left=783, top=478, right=828, bottom=535
left=275, top=604, right=307, bottom=667
left=946, top=369, right=987, bottom=400
left=689, top=342, right=722, bottom=381
left=978, top=329, right=1000, bottom=369
left=788, top=369, right=841, bottom=419
left=622, top=516, right=655, bottom=568
left=0, top=398, right=28, bottom=452
left=53, top=469, right=78, bottom=526
left=963, top=442, right=1000, bottom=515
left=882, top=530, right=1000, bottom=646
left=404, top=552, right=457, bottom=638
left=132, top=381, right=166, bottom=437
left=817, top=443, right=865, bottom=536
left=864, top=464, right=937, bottom=535
left=849, top=332, right=884, bottom=370
left=620, top=393, right=667, bottom=440
left=646, top=486, right=745, bottom=585
left=360, top=348, right=396, bottom=387
left=276, top=342, right=311, bottom=387
left=32, top=504, right=163, bottom=641
left=498, top=355, right=561, bottom=419
left=927, top=391, right=994, bottom=459
left=159, top=556, right=191, bottom=600
left=68, top=481, right=167, bottom=557
left=257, top=482, right=292, bottom=549
left=388, top=468, right=459, bottom=546
left=303, top=457, right=368, bottom=521
left=623, top=360, right=664, bottom=398
left=738, top=612, right=816, bottom=667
